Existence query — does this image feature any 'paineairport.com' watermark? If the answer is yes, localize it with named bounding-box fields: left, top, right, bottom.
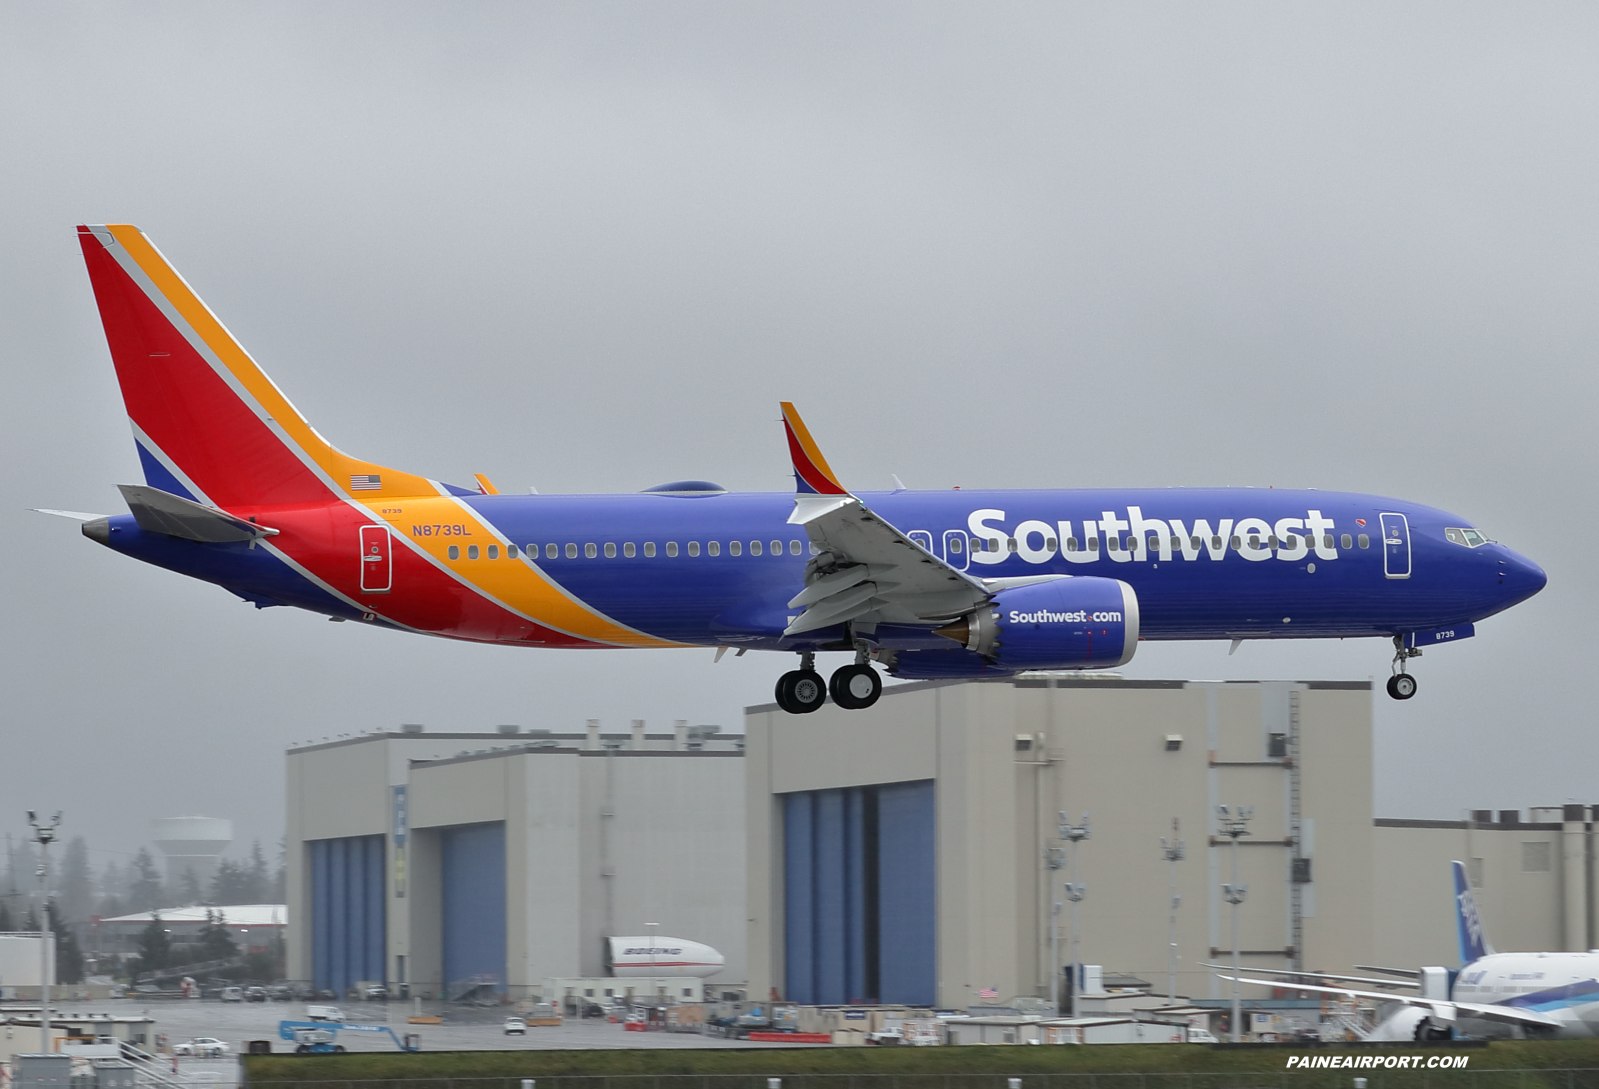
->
left=1285, top=1056, right=1471, bottom=1070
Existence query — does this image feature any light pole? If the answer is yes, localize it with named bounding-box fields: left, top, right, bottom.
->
left=27, top=811, right=61, bottom=1054
left=1160, top=820, right=1185, bottom=1004
left=1043, top=844, right=1064, bottom=1012
left=1057, top=811, right=1090, bottom=1018
left=1217, top=804, right=1253, bottom=1042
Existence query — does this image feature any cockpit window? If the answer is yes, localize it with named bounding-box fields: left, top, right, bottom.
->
left=1445, top=527, right=1490, bottom=548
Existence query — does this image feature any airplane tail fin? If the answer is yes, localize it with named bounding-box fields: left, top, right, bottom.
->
left=1452, top=859, right=1495, bottom=964
left=75, top=224, right=440, bottom=509
left=779, top=402, right=850, bottom=497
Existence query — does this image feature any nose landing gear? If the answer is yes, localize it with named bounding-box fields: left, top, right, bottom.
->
left=1387, top=636, right=1420, bottom=700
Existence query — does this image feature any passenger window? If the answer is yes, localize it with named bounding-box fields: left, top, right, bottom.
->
left=1088, top=537, right=1099, bottom=552
left=624, top=542, right=636, bottom=558
left=1149, top=536, right=1160, bottom=551
left=604, top=543, right=616, bottom=558
left=729, top=541, right=741, bottom=556
left=949, top=536, right=963, bottom=553
left=708, top=541, right=720, bottom=556
left=688, top=541, right=701, bottom=557
left=1323, top=534, right=1334, bottom=550
left=791, top=540, right=802, bottom=555
left=1170, top=536, right=1181, bottom=549
left=750, top=540, right=762, bottom=556
left=1192, top=537, right=1202, bottom=550
left=1358, top=534, right=1370, bottom=549
left=507, top=544, right=518, bottom=558
left=547, top=543, right=558, bottom=559
left=1230, top=536, right=1241, bottom=550
left=448, top=545, right=459, bottom=560
left=644, top=542, right=656, bottom=557
left=771, top=540, right=782, bottom=555
left=1341, top=534, right=1353, bottom=549
left=1064, top=537, right=1076, bottom=552
left=1248, top=536, right=1260, bottom=549
left=487, top=545, right=499, bottom=559
left=666, top=542, right=678, bottom=557
left=584, top=543, right=597, bottom=558
left=810, top=542, right=821, bottom=555
left=1266, top=536, right=1277, bottom=549
left=1108, top=536, right=1120, bottom=552
left=1046, top=537, right=1057, bottom=550
left=468, top=545, right=480, bottom=560
left=566, top=543, right=578, bottom=558
left=1007, top=538, right=1018, bottom=552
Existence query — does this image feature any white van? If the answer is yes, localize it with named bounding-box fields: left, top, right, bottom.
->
left=307, top=1005, right=346, bottom=1022
left=220, top=987, right=244, bottom=1003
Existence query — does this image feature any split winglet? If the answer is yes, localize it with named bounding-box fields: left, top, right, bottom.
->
left=780, top=403, right=849, bottom=496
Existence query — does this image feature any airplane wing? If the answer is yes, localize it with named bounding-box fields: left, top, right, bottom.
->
left=1213, top=972, right=1561, bottom=1032
left=779, top=403, right=989, bottom=637
left=32, top=508, right=107, bottom=522
left=1200, top=962, right=1415, bottom=990
left=118, top=484, right=280, bottom=544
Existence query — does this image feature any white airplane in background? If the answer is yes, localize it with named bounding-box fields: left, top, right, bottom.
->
left=1217, top=861, right=1599, bottom=1040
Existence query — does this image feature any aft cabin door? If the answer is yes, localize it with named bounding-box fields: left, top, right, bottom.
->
left=360, top=525, right=393, bottom=592
left=1380, top=513, right=1411, bottom=579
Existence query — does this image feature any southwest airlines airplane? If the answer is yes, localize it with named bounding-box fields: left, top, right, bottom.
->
left=1221, top=861, right=1599, bottom=1040
left=44, top=225, right=1546, bottom=713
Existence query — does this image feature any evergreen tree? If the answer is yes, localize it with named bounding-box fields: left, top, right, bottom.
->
left=134, top=915, right=170, bottom=973
left=22, top=906, right=39, bottom=932
left=97, top=859, right=127, bottom=918
left=272, top=837, right=286, bottom=902
left=178, top=867, right=202, bottom=907
left=247, top=841, right=270, bottom=902
left=0, top=900, right=12, bottom=930
left=195, top=910, right=236, bottom=962
left=208, top=860, right=256, bottom=906
left=46, top=901, right=84, bottom=984
left=128, top=850, right=164, bottom=913
left=57, top=837, right=93, bottom=924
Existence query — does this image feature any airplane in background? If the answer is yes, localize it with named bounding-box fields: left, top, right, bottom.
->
left=1217, top=861, right=1599, bottom=1040
left=38, top=225, right=1546, bottom=713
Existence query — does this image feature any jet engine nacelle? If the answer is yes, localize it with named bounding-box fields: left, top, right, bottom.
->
left=938, top=576, right=1139, bottom=671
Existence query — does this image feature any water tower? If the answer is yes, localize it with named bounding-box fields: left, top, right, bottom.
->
left=151, top=816, right=233, bottom=901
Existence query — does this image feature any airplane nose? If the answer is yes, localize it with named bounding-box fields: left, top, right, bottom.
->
left=1496, top=549, right=1547, bottom=607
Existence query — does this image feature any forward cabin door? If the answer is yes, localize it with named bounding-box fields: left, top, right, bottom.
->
left=360, top=524, right=393, bottom=592
left=1380, top=513, right=1411, bottom=579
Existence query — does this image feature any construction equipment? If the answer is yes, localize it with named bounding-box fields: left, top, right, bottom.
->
left=277, top=1020, right=420, bottom=1054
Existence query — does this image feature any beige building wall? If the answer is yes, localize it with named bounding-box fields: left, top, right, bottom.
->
left=746, top=676, right=1373, bottom=1009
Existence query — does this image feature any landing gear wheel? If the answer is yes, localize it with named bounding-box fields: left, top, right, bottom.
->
left=829, top=664, right=882, bottom=710
left=1387, top=673, right=1417, bottom=700
left=775, top=669, right=827, bottom=714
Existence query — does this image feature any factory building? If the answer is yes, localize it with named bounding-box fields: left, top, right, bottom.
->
left=746, top=676, right=1375, bottom=1008
left=285, top=722, right=744, bottom=1001
left=746, top=676, right=1599, bottom=1009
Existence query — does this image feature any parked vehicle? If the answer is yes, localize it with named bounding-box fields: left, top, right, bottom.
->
left=220, top=987, right=244, bottom=1003
left=363, top=985, right=389, bottom=1001
left=306, top=1005, right=346, bottom=1022
left=245, top=987, right=268, bottom=1002
left=503, top=1017, right=526, bottom=1035
left=1187, top=1028, right=1219, bottom=1043
left=172, top=1038, right=230, bottom=1057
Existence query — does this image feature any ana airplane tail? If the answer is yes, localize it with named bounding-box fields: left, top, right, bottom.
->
left=75, top=224, right=440, bottom=510
left=1453, top=859, right=1496, bottom=965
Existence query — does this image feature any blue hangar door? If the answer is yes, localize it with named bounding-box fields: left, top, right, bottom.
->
left=310, top=834, right=386, bottom=997
left=783, top=780, right=935, bottom=1006
left=441, top=822, right=507, bottom=994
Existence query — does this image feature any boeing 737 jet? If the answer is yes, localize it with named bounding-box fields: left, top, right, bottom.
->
left=41, top=225, right=1546, bottom=712
left=1219, top=861, right=1599, bottom=1040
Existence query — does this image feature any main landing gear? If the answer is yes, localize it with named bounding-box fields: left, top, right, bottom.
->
left=775, top=651, right=884, bottom=714
left=1387, top=636, right=1420, bottom=701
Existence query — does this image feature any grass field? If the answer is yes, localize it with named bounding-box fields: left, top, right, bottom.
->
left=243, top=1038, right=1599, bottom=1087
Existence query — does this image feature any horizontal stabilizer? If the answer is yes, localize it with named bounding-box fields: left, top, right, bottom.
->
left=118, top=484, right=279, bottom=543
left=31, top=508, right=107, bottom=522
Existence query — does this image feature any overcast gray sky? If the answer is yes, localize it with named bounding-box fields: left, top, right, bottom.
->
left=2, top=3, right=1595, bottom=863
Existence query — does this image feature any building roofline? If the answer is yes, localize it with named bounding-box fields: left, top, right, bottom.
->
left=410, top=746, right=743, bottom=770
left=288, top=730, right=740, bottom=755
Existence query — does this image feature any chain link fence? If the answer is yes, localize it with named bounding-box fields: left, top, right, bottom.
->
left=246, top=1068, right=1599, bottom=1089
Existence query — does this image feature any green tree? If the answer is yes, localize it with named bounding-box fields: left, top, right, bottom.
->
left=195, top=909, right=236, bottom=962
left=128, top=850, right=164, bottom=913
left=178, top=868, right=202, bottom=906
left=57, top=837, right=93, bottom=924
left=46, top=901, right=84, bottom=984
left=134, top=914, right=171, bottom=973
left=208, top=860, right=256, bottom=906
left=247, top=840, right=271, bottom=902
left=97, top=859, right=127, bottom=918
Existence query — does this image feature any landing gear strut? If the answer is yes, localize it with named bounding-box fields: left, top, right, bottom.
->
left=775, top=651, right=826, bottom=715
left=1387, top=636, right=1420, bottom=701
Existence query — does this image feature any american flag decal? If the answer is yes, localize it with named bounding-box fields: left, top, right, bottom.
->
left=978, top=987, right=998, bottom=1000
left=350, top=474, right=382, bottom=491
